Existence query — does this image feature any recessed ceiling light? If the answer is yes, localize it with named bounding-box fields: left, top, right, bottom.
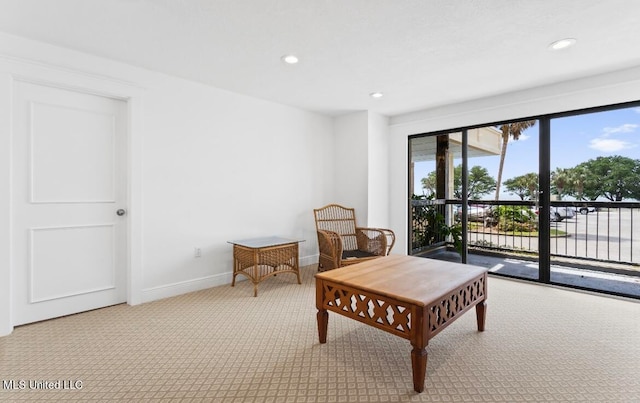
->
left=548, top=38, right=577, bottom=50
left=281, top=54, right=299, bottom=64
left=369, top=92, right=383, bottom=99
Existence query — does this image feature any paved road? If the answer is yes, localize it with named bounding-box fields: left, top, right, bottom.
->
left=467, top=208, right=640, bottom=265
left=551, top=209, right=639, bottom=263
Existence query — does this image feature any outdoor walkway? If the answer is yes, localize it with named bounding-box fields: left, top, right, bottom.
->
left=422, top=250, right=640, bottom=299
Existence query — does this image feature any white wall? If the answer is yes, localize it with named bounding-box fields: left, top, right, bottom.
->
left=332, top=111, right=369, bottom=224
left=0, top=33, right=334, bottom=335
left=139, top=76, right=332, bottom=294
left=388, top=65, right=640, bottom=255
left=367, top=112, right=390, bottom=227
left=331, top=111, right=392, bottom=230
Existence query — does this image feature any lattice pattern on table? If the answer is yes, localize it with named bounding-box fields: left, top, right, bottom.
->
left=321, top=283, right=412, bottom=339
left=234, top=245, right=297, bottom=276
left=428, top=275, right=486, bottom=335
left=233, top=246, right=298, bottom=269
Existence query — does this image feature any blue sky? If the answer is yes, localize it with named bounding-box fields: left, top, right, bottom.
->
left=413, top=105, right=640, bottom=199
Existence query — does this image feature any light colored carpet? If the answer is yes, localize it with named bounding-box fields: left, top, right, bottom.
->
left=1, top=264, right=639, bottom=402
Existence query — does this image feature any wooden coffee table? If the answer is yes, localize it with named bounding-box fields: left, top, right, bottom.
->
left=315, top=255, right=488, bottom=393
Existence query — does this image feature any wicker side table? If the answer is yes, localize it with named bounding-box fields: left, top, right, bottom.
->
left=228, top=237, right=304, bottom=297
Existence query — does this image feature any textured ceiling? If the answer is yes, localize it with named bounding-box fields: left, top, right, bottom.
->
left=1, top=0, right=640, bottom=117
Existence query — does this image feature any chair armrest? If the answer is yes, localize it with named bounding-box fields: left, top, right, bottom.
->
left=355, top=227, right=396, bottom=256
left=316, top=230, right=343, bottom=271
left=378, top=228, right=396, bottom=255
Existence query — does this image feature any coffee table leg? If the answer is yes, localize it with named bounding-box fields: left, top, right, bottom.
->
left=411, top=345, right=428, bottom=393
left=475, top=300, right=487, bottom=331
left=316, top=279, right=328, bottom=343
left=317, top=309, right=328, bottom=343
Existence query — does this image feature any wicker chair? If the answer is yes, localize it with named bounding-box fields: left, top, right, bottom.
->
left=313, top=204, right=396, bottom=272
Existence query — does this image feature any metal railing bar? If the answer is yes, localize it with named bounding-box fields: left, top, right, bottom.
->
left=410, top=200, right=639, bottom=266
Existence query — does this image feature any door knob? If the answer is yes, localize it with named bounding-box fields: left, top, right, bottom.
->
left=116, top=209, right=126, bottom=216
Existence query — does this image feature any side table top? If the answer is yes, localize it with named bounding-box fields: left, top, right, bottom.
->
left=227, top=236, right=305, bottom=249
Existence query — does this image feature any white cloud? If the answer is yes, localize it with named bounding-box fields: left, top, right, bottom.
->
left=589, top=138, right=636, bottom=152
left=633, top=107, right=640, bottom=114
left=516, top=134, right=530, bottom=141
left=602, top=123, right=638, bottom=136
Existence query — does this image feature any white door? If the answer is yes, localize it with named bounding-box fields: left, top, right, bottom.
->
left=12, top=80, right=128, bottom=326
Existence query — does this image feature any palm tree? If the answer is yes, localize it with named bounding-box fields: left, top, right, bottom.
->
left=551, top=167, right=571, bottom=200
left=420, top=172, right=437, bottom=196
left=494, top=121, right=537, bottom=200
left=568, top=166, right=588, bottom=200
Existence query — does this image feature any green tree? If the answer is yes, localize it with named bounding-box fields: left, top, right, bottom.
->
left=551, top=168, right=571, bottom=200
left=503, top=173, right=539, bottom=200
left=420, top=171, right=437, bottom=196
left=575, top=156, right=640, bottom=201
left=421, top=165, right=496, bottom=200
left=454, top=165, right=496, bottom=200
left=495, top=121, right=537, bottom=200
left=565, top=166, right=589, bottom=200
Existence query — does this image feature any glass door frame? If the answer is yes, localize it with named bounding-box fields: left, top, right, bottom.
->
left=408, top=99, right=640, bottom=297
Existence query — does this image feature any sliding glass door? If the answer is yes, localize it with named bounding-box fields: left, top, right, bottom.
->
left=548, top=106, right=640, bottom=295
left=409, top=122, right=542, bottom=281
left=409, top=101, right=640, bottom=299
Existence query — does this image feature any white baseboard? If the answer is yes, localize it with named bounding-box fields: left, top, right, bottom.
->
left=0, top=322, right=12, bottom=337
left=300, top=254, right=318, bottom=268
left=141, top=272, right=232, bottom=303
left=141, top=254, right=318, bottom=303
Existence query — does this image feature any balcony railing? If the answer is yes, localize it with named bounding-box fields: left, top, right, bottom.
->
left=411, top=199, right=640, bottom=266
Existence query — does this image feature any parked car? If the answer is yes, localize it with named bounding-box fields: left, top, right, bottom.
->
left=550, top=206, right=575, bottom=220
left=575, top=206, right=597, bottom=215
left=455, top=205, right=493, bottom=224
left=531, top=206, right=573, bottom=222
